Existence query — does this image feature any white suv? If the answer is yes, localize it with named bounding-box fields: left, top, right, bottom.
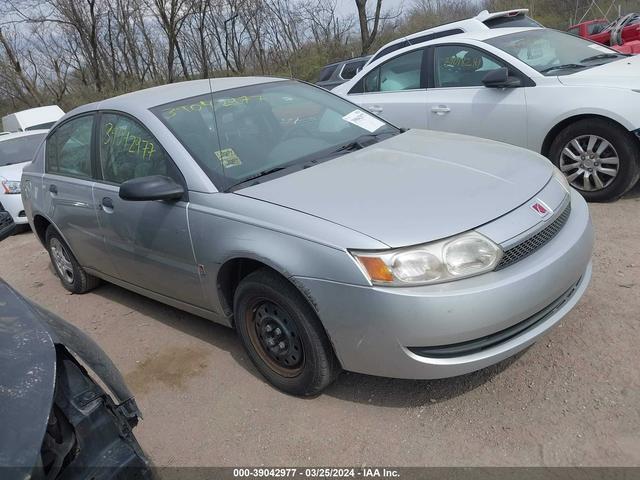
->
left=366, top=9, right=541, bottom=66
left=333, top=26, right=640, bottom=201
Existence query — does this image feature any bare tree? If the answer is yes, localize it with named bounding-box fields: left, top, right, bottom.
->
left=147, top=0, right=192, bottom=82
left=355, top=0, right=383, bottom=54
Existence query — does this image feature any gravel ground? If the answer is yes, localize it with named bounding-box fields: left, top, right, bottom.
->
left=1, top=187, right=639, bottom=467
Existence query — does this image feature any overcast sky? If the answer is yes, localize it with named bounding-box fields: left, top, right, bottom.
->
left=334, top=0, right=409, bottom=17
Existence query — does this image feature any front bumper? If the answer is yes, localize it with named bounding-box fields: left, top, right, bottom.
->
left=0, top=193, right=27, bottom=224
left=294, top=189, right=593, bottom=379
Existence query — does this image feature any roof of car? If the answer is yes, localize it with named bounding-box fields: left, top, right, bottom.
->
left=0, top=129, right=49, bottom=142
left=68, top=76, right=289, bottom=117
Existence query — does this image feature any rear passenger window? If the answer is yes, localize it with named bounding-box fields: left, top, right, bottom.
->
left=98, top=113, right=177, bottom=184
left=356, top=48, right=424, bottom=93
left=46, top=115, right=93, bottom=179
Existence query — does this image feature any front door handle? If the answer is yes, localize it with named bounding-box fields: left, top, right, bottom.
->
left=368, top=105, right=383, bottom=114
left=431, top=105, right=451, bottom=115
left=49, top=184, right=58, bottom=195
left=101, top=197, right=114, bottom=212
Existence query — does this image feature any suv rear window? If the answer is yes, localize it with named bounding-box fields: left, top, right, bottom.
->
left=317, top=65, right=338, bottom=82
left=341, top=60, right=367, bottom=80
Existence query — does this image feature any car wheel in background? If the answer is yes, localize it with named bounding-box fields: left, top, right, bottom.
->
left=234, top=269, right=340, bottom=396
left=45, top=226, right=100, bottom=294
left=549, top=118, right=640, bottom=202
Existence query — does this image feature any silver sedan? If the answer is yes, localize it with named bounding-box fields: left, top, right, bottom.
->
left=22, top=77, right=593, bottom=395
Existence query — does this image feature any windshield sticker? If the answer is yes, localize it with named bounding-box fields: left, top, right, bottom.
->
left=215, top=148, right=242, bottom=168
left=342, top=109, right=385, bottom=133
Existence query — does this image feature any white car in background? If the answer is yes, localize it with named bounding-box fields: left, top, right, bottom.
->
left=0, top=130, right=48, bottom=228
left=2, top=105, right=64, bottom=132
left=333, top=27, right=640, bottom=201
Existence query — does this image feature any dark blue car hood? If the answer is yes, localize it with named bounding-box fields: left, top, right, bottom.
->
left=0, top=280, right=141, bottom=473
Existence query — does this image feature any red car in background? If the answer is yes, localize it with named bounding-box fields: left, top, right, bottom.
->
left=568, top=14, right=640, bottom=54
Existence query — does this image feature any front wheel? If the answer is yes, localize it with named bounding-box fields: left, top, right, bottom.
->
left=549, top=119, right=640, bottom=202
left=234, top=269, right=340, bottom=396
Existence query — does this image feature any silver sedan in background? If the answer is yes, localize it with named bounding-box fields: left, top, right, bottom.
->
left=22, top=77, right=593, bottom=395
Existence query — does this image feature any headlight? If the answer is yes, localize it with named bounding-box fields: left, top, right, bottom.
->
left=552, top=167, right=570, bottom=194
left=1, top=179, right=21, bottom=194
left=351, top=232, right=502, bottom=286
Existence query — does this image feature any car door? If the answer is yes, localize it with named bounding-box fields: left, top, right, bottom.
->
left=345, top=47, right=429, bottom=129
left=425, top=44, right=528, bottom=147
left=92, top=111, right=205, bottom=308
left=42, top=114, right=115, bottom=275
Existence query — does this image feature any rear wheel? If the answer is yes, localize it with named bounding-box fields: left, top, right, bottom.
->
left=549, top=119, right=640, bottom=202
left=46, top=226, right=100, bottom=294
left=234, top=269, right=340, bottom=396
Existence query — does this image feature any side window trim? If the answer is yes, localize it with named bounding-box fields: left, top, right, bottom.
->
left=431, top=42, right=536, bottom=89
left=45, top=112, right=96, bottom=181
left=94, top=109, right=188, bottom=190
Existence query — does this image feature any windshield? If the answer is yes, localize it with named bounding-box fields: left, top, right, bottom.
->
left=152, top=80, right=399, bottom=190
left=0, top=133, right=46, bottom=166
left=485, top=29, right=625, bottom=76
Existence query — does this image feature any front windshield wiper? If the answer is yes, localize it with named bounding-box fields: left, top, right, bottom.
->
left=226, top=166, right=288, bottom=191
left=330, top=132, right=391, bottom=155
left=539, top=64, right=589, bottom=74
left=580, top=53, right=622, bottom=63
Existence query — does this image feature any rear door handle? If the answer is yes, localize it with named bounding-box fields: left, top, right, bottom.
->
left=368, top=105, right=383, bottom=114
left=101, top=197, right=114, bottom=212
left=431, top=105, right=451, bottom=115
left=49, top=184, right=58, bottom=195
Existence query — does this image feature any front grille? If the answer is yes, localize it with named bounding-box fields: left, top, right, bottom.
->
left=408, top=278, right=581, bottom=358
left=495, top=202, right=571, bottom=271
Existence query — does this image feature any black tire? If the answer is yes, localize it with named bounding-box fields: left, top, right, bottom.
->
left=234, top=269, right=340, bottom=396
left=548, top=118, right=640, bottom=202
left=45, top=226, right=100, bottom=294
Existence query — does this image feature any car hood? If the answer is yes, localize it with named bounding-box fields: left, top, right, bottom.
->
left=0, top=282, right=56, bottom=471
left=0, top=161, right=29, bottom=181
left=238, top=129, right=553, bottom=248
left=558, top=54, right=640, bottom=88
left=0, top=280, right=141, bottom=472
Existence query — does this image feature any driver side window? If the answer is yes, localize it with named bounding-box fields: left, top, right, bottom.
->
left=98, top=113, right=177, bottom=184
left=434, top=45, right=504, bottom=88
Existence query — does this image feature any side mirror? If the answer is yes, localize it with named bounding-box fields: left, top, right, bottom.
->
left=0, top=211, right=16, bottom=242
left=119, top=175, right=185, bottom=201
left=482, top=67, right=522, bottom=88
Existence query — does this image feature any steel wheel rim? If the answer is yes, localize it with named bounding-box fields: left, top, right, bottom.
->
left=559, top=134, right=620, bottom=192
left=246, top=298, right=304, bottom=378
left=50, top=238, right=74, bottom=284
